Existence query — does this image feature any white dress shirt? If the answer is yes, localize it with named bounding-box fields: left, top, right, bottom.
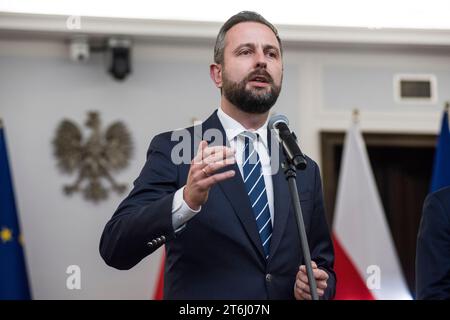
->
left=171, top=107, right=274, bottom=230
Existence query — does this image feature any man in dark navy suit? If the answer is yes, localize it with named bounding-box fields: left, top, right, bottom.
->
left=100, top=11, right=335, bottom=300
left=416, top=186, right=450, bottom=299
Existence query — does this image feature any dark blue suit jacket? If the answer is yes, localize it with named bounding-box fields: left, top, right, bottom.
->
left=100, top=111, right=336, bottom=299
left=416, top=186, right=450, bottom=300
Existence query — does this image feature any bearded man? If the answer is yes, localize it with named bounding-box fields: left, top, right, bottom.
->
left=100, top=11, right=336, bottom=300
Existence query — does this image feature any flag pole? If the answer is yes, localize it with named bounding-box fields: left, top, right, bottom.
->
left=352, top=109, right=360, bottom=124
left=442, top=103, right=448, bottom=137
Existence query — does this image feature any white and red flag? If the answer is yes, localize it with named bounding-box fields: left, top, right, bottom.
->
left=152, top=251, right=164, bottom=300
left=332, top=122, right=411, bottom=300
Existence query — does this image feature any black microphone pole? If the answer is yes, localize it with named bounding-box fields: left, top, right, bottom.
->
left=269, top=115, right=319, bottom=301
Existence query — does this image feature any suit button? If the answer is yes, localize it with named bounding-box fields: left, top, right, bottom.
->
left=265, top=274, right=272, bottom=282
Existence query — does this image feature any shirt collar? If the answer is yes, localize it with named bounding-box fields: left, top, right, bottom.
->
left=217, top=107, right=269, bottom=148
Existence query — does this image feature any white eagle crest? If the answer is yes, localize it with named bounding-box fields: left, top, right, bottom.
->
left=53, top=111, right=133, bottom=202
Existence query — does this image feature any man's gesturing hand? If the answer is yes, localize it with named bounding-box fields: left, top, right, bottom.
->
left=294, top=261, right=329, bottom=300
left=184, top=140, right=236, bottom=210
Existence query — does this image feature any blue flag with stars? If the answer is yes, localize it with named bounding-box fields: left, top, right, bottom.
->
left=430, top=109, right=450, bottom=192
left=0, top=121, right=31, bottom=299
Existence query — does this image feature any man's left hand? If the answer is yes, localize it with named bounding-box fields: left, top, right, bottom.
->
left=294, top=261, right=329, bottom=300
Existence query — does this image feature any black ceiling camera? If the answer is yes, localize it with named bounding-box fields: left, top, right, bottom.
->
left=107, top=38, right=132, bottom=81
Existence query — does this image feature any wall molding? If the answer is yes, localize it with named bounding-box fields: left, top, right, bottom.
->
left=2, top=12, right=450, bottom=48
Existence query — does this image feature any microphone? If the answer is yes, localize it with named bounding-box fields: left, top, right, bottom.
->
left=269, top=114, right=307, bottom=170
left=269, top=114, right=317, bottom=299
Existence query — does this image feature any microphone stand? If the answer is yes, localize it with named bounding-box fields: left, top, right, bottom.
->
left=281, top=159, right=319, bottom=301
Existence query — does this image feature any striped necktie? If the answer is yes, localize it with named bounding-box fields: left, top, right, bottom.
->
left=241, top=131, right=272, bottom=259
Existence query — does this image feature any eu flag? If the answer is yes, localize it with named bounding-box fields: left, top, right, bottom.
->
left=430, top=107, right=450, bottom=192
left=0, top=120, right=31, bottom=299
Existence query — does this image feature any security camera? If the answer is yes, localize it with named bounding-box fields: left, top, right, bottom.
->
left=107, top=38, right=132, bottom=81
left=70, top=37, right=90, bottom=62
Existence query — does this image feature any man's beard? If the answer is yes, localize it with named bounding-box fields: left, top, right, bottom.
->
left=222, top=68, right=282, bottom=114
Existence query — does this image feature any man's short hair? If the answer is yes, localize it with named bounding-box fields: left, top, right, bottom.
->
left=213, top=11, right=282, bottom=65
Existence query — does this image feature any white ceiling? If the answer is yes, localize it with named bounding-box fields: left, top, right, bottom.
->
left=2, top=0, right=450, bottom=30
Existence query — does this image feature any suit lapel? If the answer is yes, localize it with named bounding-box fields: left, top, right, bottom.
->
left=218, top=170, right=267, bottom=260
left=198, top=113, right=293, bottom=261
left=267, top=128, right=291, bottom=259
left=197, top=111, right=266, bottom=260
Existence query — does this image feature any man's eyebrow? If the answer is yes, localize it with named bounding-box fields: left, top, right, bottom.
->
left=263, top=44, right=280, bottom=54
left=232, top=43, right=280, bottom=55
left=233, top=43, right=256, bottom=54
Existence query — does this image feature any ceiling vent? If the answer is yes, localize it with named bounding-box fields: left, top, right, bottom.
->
left=394, top=74, right=437, bottom=104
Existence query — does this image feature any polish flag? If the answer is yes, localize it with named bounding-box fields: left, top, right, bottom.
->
left=152, top=251, right=165, bottom=300
left=332, top=122, right=411, bottom=300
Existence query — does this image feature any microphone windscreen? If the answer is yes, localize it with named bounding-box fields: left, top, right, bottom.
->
left=268, top=114, right=289, bottom=130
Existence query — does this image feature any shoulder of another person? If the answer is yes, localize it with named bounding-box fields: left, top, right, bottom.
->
left=430, top=186, right=450, bottom=215
left=433, top=186, right=450, bottom=202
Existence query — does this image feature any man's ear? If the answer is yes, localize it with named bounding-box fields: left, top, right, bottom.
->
left=209, top=63, right=222, bottom=88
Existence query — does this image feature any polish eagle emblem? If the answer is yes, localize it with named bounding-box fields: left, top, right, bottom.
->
left=52, top=111, right=133, bottom=202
